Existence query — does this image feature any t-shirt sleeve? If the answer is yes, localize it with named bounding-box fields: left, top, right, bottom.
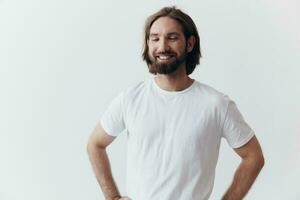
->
left=221, top=97, right=255, bottom=148
left=100, top=92, right=126, bottom=137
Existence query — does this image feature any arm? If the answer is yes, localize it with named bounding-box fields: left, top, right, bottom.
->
left=222, top=135, right=265, bottom=200
left=87, top=122, right=129, bottom=200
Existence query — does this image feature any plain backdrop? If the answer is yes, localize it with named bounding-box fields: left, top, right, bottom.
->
left=1, top=0, right=300, bottom=199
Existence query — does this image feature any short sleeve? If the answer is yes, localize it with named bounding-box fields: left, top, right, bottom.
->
left=222, top=97, right=255, bottom=148
left=100, top=92, right=126, bottom=137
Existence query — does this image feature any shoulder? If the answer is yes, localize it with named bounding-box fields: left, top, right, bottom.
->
left=122, top=79, right=150, bottom=97
left=115, top=79, right=151, bottom=107
left=194, top=81, right=230, bottom=108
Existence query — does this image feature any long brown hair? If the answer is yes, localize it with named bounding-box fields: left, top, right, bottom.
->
left=142, top=6, right=201, bottom=75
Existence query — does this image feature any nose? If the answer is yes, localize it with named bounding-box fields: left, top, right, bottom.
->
left=157, top=38, right=170, bottom=52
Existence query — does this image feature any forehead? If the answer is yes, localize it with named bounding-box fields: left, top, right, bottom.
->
left=149, top=16, right=184, bottom=36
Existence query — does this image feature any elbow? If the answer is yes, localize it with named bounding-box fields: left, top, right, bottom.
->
left=258, top=154, right=265, bottom=169
left=245, top=152, right=265, bottom=171
left=86, top=133, right=98, bottom=154
left=86, top=139, right=97, bottom=155
left=86, top=141, right=93, bottom=155
left=86, top=139, right=105, bottom=155
left=253, top=153, right=265, bottom=171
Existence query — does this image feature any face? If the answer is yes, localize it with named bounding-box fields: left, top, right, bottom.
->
left=147, top=17, right=188, bottom=75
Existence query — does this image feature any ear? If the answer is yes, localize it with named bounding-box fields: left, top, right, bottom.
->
left=186, top=36, right=196, bottom=53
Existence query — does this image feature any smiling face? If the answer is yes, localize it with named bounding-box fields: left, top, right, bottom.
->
left=147, top=17, right=189, bottom=75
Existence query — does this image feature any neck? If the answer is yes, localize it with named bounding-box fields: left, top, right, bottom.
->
left=154, top=64, right=194, bottom=91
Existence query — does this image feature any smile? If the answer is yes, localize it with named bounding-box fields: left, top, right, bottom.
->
left=156, top=55, right=175, bottom=61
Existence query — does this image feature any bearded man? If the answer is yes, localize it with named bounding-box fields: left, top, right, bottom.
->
left=87, top=6, right=264, bottom=200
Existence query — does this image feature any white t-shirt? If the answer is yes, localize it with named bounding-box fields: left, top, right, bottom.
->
left=100, top=77, right=254, bottom=200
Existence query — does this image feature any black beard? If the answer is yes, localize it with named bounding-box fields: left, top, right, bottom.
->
left=148, top=50, right=187, bottom=75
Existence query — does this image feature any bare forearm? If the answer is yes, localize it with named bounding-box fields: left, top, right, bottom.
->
left=222, top=157, right=264, bottom=200
left=87, top=145, right=121, bottom=200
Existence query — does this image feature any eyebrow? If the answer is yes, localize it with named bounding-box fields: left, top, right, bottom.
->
left=149, top=32, right=180, bottom=37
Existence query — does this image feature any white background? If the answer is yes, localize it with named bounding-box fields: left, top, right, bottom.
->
left=1, top=0, right=299, bottom=199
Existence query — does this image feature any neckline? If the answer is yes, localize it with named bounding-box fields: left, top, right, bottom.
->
left=152, top=76, right=196, bottom=96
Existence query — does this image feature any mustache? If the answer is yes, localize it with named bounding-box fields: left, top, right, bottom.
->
left=155, top=51, right=176, bottom=56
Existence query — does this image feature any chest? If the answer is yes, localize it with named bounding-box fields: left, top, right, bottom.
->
left=125, top=97, right=221, bottom=151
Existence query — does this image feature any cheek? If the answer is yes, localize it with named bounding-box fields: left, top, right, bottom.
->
left=173, top=43, right=185, bottom=50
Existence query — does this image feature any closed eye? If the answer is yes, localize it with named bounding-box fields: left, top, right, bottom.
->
left=169, top=37, right=178, bottom=41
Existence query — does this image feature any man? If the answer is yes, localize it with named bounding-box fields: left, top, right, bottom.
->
left=87, top=6, right=264, bottom=200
